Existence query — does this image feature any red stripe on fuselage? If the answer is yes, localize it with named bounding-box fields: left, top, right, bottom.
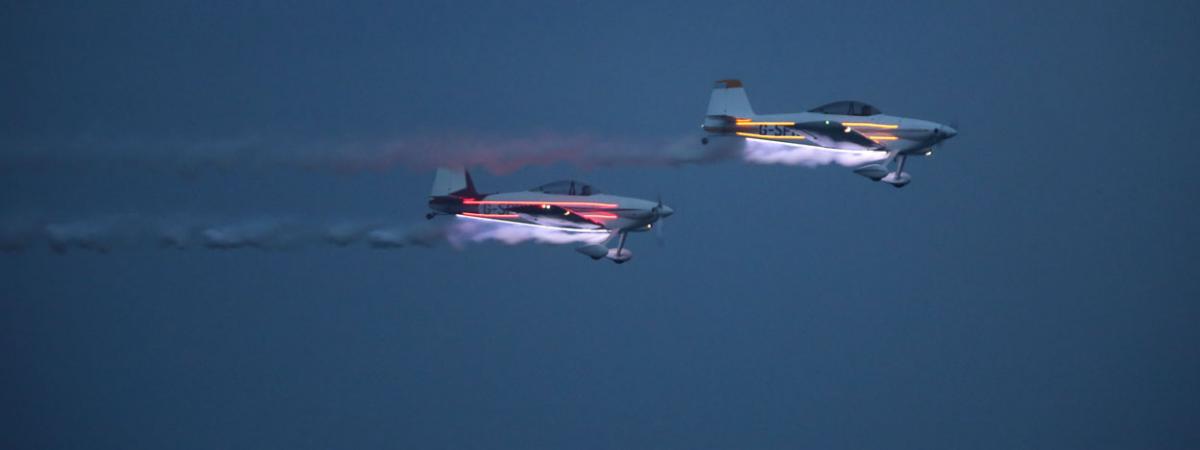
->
left=462, top=212, right=616, bottom=221
left=460, top=212, right=520, bottom=219
left=461, top=199, right=619, bottom=208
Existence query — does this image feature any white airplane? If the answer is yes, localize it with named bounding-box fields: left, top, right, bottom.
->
left=426, top=168, right=673, bottom=263
left=701, top=79, right=957, bottom=187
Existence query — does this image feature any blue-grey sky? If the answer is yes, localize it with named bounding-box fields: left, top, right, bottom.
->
left=3, top=1, right=1199, bottom=449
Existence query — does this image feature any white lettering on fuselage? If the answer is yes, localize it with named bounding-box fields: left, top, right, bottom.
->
left=478, top=204, right=507, bottom=215
left=757, top=125, right=804, bottom=137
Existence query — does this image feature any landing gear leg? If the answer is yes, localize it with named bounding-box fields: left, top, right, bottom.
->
left=881, top=154, right=912, bottom=188
left=611, top=232, right=631, bottom=264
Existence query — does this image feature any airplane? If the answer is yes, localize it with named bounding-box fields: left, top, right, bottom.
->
left=700, top=79, right=957, bottom=187
left=425, top=167, right=673, bottom=263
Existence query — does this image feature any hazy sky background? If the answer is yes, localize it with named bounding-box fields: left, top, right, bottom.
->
left=3, top=1, right=1199, bottom=448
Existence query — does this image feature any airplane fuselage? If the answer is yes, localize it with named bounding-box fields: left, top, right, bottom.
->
left=429, top=192, right=670, bottom=233
left=701, top=80, right=958, bottom=187
left=705, top=112, right=956, bottom=156
left=757, top=113, right=951, bottom=154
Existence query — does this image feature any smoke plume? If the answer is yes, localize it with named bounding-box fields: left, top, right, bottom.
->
left=446, top=218, right=611, bottom=247
left=2, top=133, right=885, bottom=176
left=739, top=138, right=889, bottom=167
left=0, top=215, right=445, bottom=254
left=0, top=214, right=619, bottom=254
left=0, top=133, right=719, bottom=176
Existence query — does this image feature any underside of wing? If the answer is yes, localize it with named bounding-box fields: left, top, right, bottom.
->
left=508, top=204, right=606, bottom=229
left=789, top=121, right=883, bottom=149
left=722, top=119, right=886, bottom=151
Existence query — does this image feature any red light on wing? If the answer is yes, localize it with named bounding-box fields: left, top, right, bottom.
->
left=581, top=212, right=618, bottom=220
left=462, top=199, right=619, bottom=208
left=737, top=121, right=796, bottom=126
left=460, top=212, right=520, bottom=219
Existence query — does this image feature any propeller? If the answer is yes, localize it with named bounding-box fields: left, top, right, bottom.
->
left=650, top=193, right=671, bottom=247
left=654, top=214, right=666, bottom=246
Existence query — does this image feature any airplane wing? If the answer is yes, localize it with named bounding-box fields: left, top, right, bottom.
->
left=788, top=121, right=884, bottom=149
left=727, top=119, right=886, bottom=151
left=507, top=204, right=606, bottom=229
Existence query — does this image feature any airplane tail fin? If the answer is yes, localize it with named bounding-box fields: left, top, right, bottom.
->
left=430, top=167, right=479, bottom=198
left=706, top=79, right=755, bottom=118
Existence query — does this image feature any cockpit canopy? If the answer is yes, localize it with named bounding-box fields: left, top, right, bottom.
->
left=808, top=101, right=882, bottom=116
left=529, top=180, right=600, bottom=196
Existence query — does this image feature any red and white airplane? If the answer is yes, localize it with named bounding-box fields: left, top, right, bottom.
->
left=426, top=168, right=672, bottom=263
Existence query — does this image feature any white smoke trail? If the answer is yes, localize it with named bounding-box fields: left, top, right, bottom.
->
left=445, top=217, right=611, bottom=247
left=45, top=218, right=128, bottom=254
left=1, top=133, right=892, bottom=175
left=326, top=221, right=382, bottom=247
left=0, top=214, right=620, bottom=254
left=0, top=215, right=446, bottom=254
left=740, top=138, right=889, bottom=167
left=365, top=225, right=446, bottom=249
left=198, top=220, right=314, bottom=250
left=0, top=133, right=714, bottom=176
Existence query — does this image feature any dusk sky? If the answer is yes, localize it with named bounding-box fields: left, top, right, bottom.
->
left=3, top=1, right=1199, bottom=448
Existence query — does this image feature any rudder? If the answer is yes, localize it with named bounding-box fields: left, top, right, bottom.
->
left=706, top=79, right=755, bottom=118
left=430, top=167, right=478, bottom=197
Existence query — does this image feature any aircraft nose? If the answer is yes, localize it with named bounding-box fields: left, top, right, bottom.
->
left=941, top=125, right=958, bottom=139
left=657, top=205, right=674, bottom=218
